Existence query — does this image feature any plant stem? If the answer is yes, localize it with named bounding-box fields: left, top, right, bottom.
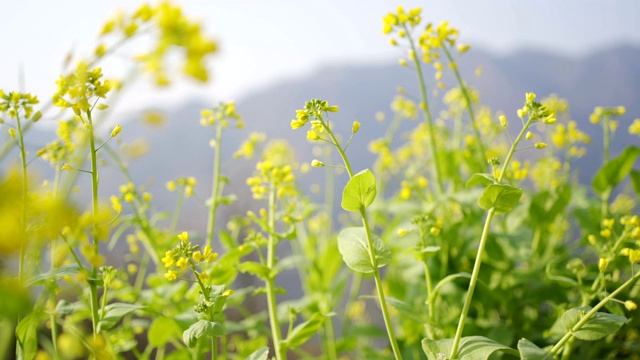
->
left=360, top=209, right=402, bottom=360
left=442, top=45, right=487, bottom=168
left=404, top=25, right=444, bottom=194
left=15, top=113, right=28, bottom=285
left=323, top=317, right=338, bottom=360
left=449, top=208, right=496, bottom=358
left=450, top=117, right=532, bottom=359
left=211, top=337, right=217, bottom=360
left=549, top=271, right=640, bottom=356
left=87, top=109, right=101, bottom=339
left=206, top=123, right=223, bottom=248
left=265, top=182, right=284, bottom=360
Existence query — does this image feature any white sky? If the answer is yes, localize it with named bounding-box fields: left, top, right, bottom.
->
left=1, top=0, right=639, bottom=112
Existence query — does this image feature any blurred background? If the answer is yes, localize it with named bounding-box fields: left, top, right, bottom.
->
left=1, top=0, right=639, bottom=259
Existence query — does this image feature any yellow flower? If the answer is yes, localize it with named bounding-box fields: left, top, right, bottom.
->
left=176, top=257, right=188, bottom=269
left=110, top=124, right=122, bottom=137
left=164, top=270, right=177, bottom=281
left=352, top=121, right=361, bottom=134
left=625, top=300, right=637, bottom=311
left=598, top=257, right=608, bottom=273
left=222, top=289, right=234, bottom=297
left=192, top=251, right=203, bottom=262
left=161, top=250, right=175, bottom=268
left=629, top=249, right=640, bottom=264
left=178, top=231, right=189, bottom=243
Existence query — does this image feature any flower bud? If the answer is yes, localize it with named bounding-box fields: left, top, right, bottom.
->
left=598, top=257, right=608, bottom=273
left=311, top=159, right=324, bottom=167
left=499, top=115, right=507, bottom=128
left=625, top=300, right=637, bottom=311
left=352, top=121, right=361, bottom=134
left=307, top=130, right=320, bottom=141
left=111, top=124, right=122, bottom=137
left=525, top=131, right=534, bottom=140
left=534, top=142, right=547, bottom=149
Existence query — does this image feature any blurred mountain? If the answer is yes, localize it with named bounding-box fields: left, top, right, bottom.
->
left=15, top=45, right=640, bottom=232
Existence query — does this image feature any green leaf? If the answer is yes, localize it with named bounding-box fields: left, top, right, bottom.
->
left=466, top=173, right=496, bottom=188
left=148, top=317, right=182, bottom=347
left=337, top=227, right=390, bottom=273
left=560, top=306, right=627, bottom=341
left=341, top=169, right=377, bottom=212
left=25, top=264, right=81, bottom=286
left=183, top=320, right=226, bottom=348
left=592, top=146, right=640, bottom=195
left=16, top=312, right=43, bottom=360
left=422, top=336, right=518, bottom=360
left=97, top=303, right=145, bottom=332
left=238, top=261, right=271, bottom=280
left=517, top=338, right=553, bottom=360
left=245, top=347, right=270, bottom=360
left=630, top=170, right=640, bottom=196
left=282, top=313, right=324, bottom=349
left=478, top=184, right=522, bottom=213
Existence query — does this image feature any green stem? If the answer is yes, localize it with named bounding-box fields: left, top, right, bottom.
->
left=206, top=123, right=223, bottom=248
left=603, top=116, right=610, bottom=164
left=87, top=109, right=101, bottom=339
left=442, top=45, right=487, bottom=168
left=211, top=337, right=217, bottom=360
left=360, top=209, right=402, bottom=360
left=341, top=273, right=362, bottom=334
left=15, top=113, right=28, bottom=285
left=265, top=182, right=284, bottom=360
left=450, top=117, right=532, bottom=359
left=404, top=25, right=444, bottom=194
left=324, top=317, right=338, bottom=360
left=322, top=122, right=353, bottom=177
left=549, top=271, right=640, bottom=356
left=449, top=208, right=496, bottom=358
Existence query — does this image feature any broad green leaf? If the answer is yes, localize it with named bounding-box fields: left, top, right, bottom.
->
left=183, top=320, right=226, bottom=348
left=517, top=338, right=553, bottom=360
left=422, top=336, right=518, bottom=360
left=16, top=312, right=43, bottom=360
left=97, top=302, right=145, bottom=332
left=560, top=306, right=627, bottom=341
left=245, top=347, right=269, bottom=360
left=478, top=184, right=522, bottom=213
left=148, top=317, right=182, bottom=347
left=238, top=261, right=271, bottom=280
left=592, top=146, right=640, bottom=195
left=337, top=227, right=391, bottom=273
left=466, top=173, right=496, bottom=188
left=341, top=169, right=377, bottom=211
left=361, top=296, right=426, bottom=323
left=282, top=313, right=324, bottom=349
left=631, top=170, right=640, bottom=196
left=25, top=264, right=81, bottom=286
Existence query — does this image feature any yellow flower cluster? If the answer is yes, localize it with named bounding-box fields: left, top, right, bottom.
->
left=200, top=102, right=243, bottom=129
left=382, top=6, right=422, bottom=35
left=290, top=99, right=338, bottom=130
left=551, top=121, right=590, bottom=158
left=234, top=132, right=266, bottom=159
left=166, top=176, right=197, bottom=197
left=629, top=119, right=640, bottom=136
left=590, top=106, right=625, bottom=124
left=246, top=141, right=298, bottom=200
left=162, top=231, right=218, bottom=281
left=53, top=63, right=112, bottom=117
left=101, top=2, right=218, bottom=85
left=391, top=95, right=418, bottom=120
left=0, top=90, right=39, bottom=120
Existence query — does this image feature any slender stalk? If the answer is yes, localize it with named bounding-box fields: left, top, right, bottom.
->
left=442, top=45, right=487, bottom=168
left=264, top=182, right=284, bottom=360
left=449, top=117, right=533, bottom=359
left=404, top=25, right=444, bottom=194
left=323, top=317, right=338, bottom=360
left=360, top=209, right=403, bottom=360
left=211, top=337, right=217, bottom=360
left=87, top=109, right=101, bottom=338
left=549, top=271, right=640, bottom=356
left=15, top=114, right=28, bottom=285
left=206, top=123, right=223, bottom=248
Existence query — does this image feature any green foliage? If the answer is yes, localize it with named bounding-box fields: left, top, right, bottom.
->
left=1, top=2, right=639, bottom=360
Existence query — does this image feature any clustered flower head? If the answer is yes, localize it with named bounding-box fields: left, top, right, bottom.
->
left=517, top=92, right=556, bottom=124
left=290, top=99, right=338, bottom=130
left=166, top=176, right=197, bottom=197
left=53, top=62, right=113, bottom=117
left=590, top=106, right=625, bottom=125
left=0, top=90, right=40, bottom=120
left=200, top=102, right=243, bottom=129
left=246, top=141, right=297, bottom=200
left=234, top=132, right=266, bottom=159
left=162, top=231, right=218, bottom=281
left=551, top=121, right=591, bottom=158
left=100, top=2, right=218, bottom=85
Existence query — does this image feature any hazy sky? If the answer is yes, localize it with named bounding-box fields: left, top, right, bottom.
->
left=1, top=0, right=639, bottom=112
